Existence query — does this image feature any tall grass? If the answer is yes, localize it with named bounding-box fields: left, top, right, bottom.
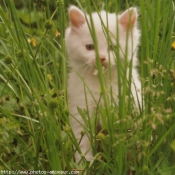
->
left=0, top=0, right=175, bottom=174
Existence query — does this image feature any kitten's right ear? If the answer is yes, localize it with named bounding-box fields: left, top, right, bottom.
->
left=119, top=7, right=138, bottom=30
left=68, top=6, right=86, bottom=28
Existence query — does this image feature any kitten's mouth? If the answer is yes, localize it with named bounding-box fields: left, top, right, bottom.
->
left=101, top=61, right=108, bottom=68
left=93, top=64, right=107, bottom=75
left=92, top=58, right=111, bottom=75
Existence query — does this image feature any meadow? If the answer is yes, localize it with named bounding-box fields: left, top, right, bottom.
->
left=0, top=0, right=175, bottom=174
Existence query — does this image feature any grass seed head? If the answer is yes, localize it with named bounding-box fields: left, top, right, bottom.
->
left=48, top=99, right=58, bottom=109
left=44, top=20, right=54, bottom=30
left=4, top=56, right=13, bottom=65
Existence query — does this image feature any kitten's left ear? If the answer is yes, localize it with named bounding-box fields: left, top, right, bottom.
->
left=119, top=7, right=138, bottom=30
left=69, top=6, right=86, bottom=28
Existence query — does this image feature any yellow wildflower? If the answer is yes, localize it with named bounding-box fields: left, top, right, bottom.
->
left=28, top=38, right=37, bottom=47
left=172, top=41, right=175, bottom=49
left=55, top=29, right=60, bottom=37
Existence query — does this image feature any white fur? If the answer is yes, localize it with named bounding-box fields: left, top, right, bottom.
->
left=65, top=6, right=141, bottom=162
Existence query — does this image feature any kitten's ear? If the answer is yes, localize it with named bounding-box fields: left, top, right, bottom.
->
left=119, top=7, right=138, bottom=30
left=69, top=6, right=86, bottom=28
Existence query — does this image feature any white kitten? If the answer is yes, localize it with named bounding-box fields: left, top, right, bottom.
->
left=65, top=5, right=141, bottom=162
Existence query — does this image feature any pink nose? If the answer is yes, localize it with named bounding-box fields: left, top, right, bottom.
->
left=100, top=57, right=106, bottom=62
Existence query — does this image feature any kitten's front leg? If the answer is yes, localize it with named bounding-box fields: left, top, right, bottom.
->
left=70, top=114, right=93, bottom=162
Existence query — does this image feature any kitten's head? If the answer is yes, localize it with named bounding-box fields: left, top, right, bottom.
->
left=65, top=6, right=140, bottom=74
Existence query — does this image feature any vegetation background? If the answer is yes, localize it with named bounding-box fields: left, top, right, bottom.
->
left=0, top=0, right=175, bottom=174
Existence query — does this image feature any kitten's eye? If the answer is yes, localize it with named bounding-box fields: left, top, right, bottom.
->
left=86, top=44, right=94, bottom=50
left=109, top=45, right=117, bottom=51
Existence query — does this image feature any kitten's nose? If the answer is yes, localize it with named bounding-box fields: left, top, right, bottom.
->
left=100, top=57, right=106, bottom=62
